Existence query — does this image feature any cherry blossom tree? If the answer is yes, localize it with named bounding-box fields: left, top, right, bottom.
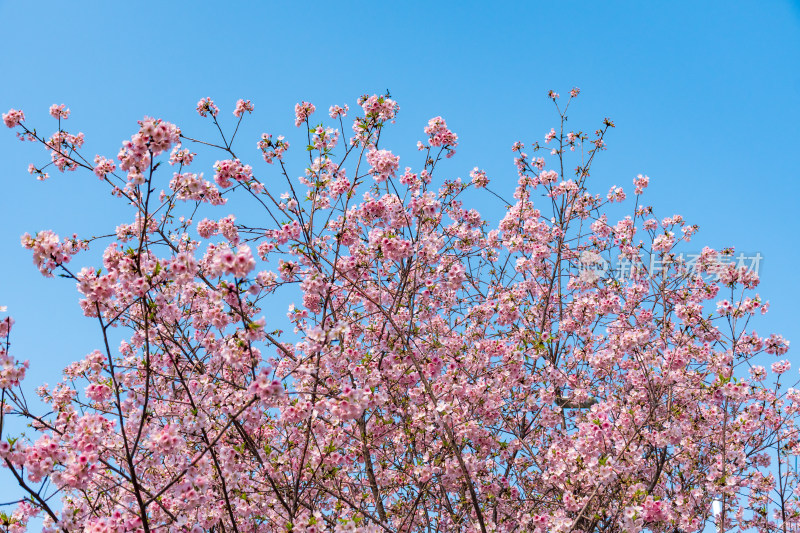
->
left=0, top=90, right=796, bottom=532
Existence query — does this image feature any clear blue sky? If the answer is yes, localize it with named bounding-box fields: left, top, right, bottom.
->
left=1, top=0, right=799, bottom=528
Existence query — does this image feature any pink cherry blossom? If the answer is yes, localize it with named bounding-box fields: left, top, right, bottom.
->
left=257, top=133, right=289, bottom=163
left=169, top=146, right=195, bottom=166
left=213, top=158, right=252, bottom=188
left=2, top=108, right=25, bottom=128
left=329, top=104, right=349, bottom=119
left=49, top=103, right=70, bottom=120
left=294, top=101, right=316, bottom=127
left=366, top=148, right=399, bottom=182
left=424, top=116, right=458, bottom=157
left=634, top=173, right=650, bottom=194
left=469, top=167, right=489, bottom=188
left=92, top=155, right=116, bottom=179
left=358, top=93, right=398, bottom=122
left=0, top=90, right=794, bottom=533
left=233, top=98, right=254, bottom=117
left=196, top=97, right=219, bottom=117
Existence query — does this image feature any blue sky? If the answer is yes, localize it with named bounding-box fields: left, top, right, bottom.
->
left=0, top=0, right=799, bottom=528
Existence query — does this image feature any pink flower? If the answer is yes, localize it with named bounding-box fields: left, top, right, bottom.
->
left=27, top=164, right=49, bottom=181
left=213, top=159, right=252, bottom=188
left=217, top=215, right=239, bottom=244
left=470, top=167, right=489, bottom=188
left=0, top=315, right=11, bottom=337
left=566, top=131, right=577, bottom=150
left=196, top=218, right=218, bottom=239
left=749, top=365, right=766, bottom=381
left=329, top=104, right=349, bottom=119
left=1, top=88, right=794, bottom=532
left=49, top=104, right=70, bottom=120
left=3, top=109, right=24, bottom=128
left=445, top=262, right=466, bottom=290
left=93, top=155, right=116, bottom=179
left=233, top=99, right=254, bottom=117
left=366, top=149, right=399, bottom=183
left=232, top=245, right=256, bottom=277
left=196, top=97, right=219, bottom=118
left=169, top=172, right=225, bottom=205
left=150, top=424, right=182, bottom=452
left=540, top=169, right=558, bottom=184
left=772, top=360, right=791, bottom=375
left=258, top=134, right=289, bottom=164
left=311, top=126, right=339, bottom=152
left=294, top=101, right=316, bottom=127
left=169, top=146, right=195, bottom=166
left=607, top=185, right=626, bottom=203
left=249, top=369, right=283, bottom=401
left=634, top=174, right=650, bottom=194
left=20, top=230, right=84, bottom=277
left=0, top=340, right=27, bottom=389
left=424, top=116, right=458, bottom=157
left=716, top=299, right=734, bottom=316
left=358, top=94, right=398, bottom=122
left=652, top=232, right=675, bottom=252
left=85, top=382, right=112, bottom=402
left=765, top=334, right=790, bottom=355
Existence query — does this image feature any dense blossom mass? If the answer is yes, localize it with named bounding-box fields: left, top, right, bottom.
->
left=0, top=91, right=796, bottom=533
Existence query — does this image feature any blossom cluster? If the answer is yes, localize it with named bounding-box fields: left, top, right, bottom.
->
left=117, top=117, right=181, bottom=185
left=366, top=148, right=399, bottom=182
left=233, top=98, right=254, bottom=117
left=196, top=97, right=219, bottom=118
left=423, top=115, right=458, bottom=157
left=0, top=92, right=795, bottom=533
left=20, top=230, right=86, bottom=276
left=213, top=158, right=253, bottom=188
left=2, top=108, right=24, bottom=128
left=295, top=101, right=316, bottom=127
left=258, top=133, right=290, bottom=164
